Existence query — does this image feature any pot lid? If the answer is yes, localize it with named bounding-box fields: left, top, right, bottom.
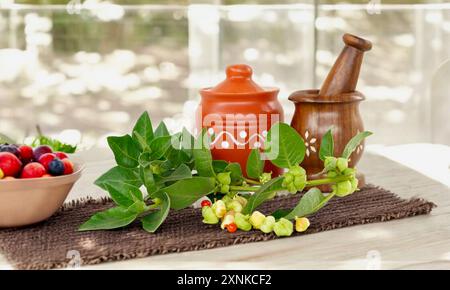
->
left=209, top=64, right=265, bottom=94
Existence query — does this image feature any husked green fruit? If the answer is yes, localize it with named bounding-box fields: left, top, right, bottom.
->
left=260, top=216, right=276, bottom=233
left=327, top=170, right=338, bottom=178
left=235, top=213, right=252, bottom=231
left=324, top=157, right=337, bottom=170
left=217, top=172, right=231, bottom=185
left=273, top=218, right=294, bottom=237
left=350, top=177, right=359, bottom=192
left=335, top=180, right=353, bottom=197
left=202, top=206, right=219, bottom=224
left=336, top=158, right=349, bottom=172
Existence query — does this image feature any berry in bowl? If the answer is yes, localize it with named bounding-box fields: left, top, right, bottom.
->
left=0, top=144, right=83, bottom=228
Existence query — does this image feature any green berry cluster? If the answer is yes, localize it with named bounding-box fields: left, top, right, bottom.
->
left=150, top=164, right=162, bottom=175
left=281, top=165, right=307, bottom=194
left=216, top=172, right=231, bottom=193
left=240, top=210, right=293, bottom=237
left=201, top=195, right=248, bottom=231
left=201, top=194, right=309, bottom=237
left=325, top=157, right=358, bottom=197
left=259, top=172, right=272, bottom=184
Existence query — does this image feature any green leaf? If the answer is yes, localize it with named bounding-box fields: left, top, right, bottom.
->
left=265, top=123, right=306, bottom=168
left=138, top=152, right=152, bottom=168
left=30, top=135, right=77, bottom=153
left=140, top=166, right=157, bottom=194
left=283, top=188, right=333, bottom=220
left=212, top=160, right=229, bottom=173
left=159, top=164, right=192, bottom=183
left=246, top=149, right=265, bottom=179
left=224, top=162, right=244, bottom=185
left=79, top=206, right=138, bottom=231
left=319, top=128, right=334, bottom=161
left=132, top=112, right=154, bottom=152
left=341, top=131, right=373, bottom=159
left=105, top=183, right=143, bottom=207
left=94, top=166, right=142, bottom=191
left=271, top=209, right=291, bottom=220
left=242, top=177, right=284, bottom=214
left=142, top=192, right=171, bottom=233
left=107, top=135, right=140, bottom=168
left=132, top=132, right=150, bottom=153
left=162, top=177, right=216, bottom=210
left=180, top=127, right=195, bottom=157
left=166, top=145, right=191, bottom=168
left=149, top=136, right=172, bottom=160
left=165, top=134, right=192, bottom=167
left=154, top=122, right=170, bottom=137
left=127, top=200, right=147, bottom=214
left=192, top=130, right=215, bottom=177
left=150, top=159, right=173, bottom=175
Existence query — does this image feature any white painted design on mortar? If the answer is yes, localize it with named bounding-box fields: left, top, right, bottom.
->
left=303, top=130, right=317, bottom=157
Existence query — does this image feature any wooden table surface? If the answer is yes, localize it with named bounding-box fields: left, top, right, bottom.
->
left=1, top=148, right=449, bottom=270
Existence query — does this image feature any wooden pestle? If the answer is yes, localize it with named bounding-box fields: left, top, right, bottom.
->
left=319, top=33, right=372, bottom=98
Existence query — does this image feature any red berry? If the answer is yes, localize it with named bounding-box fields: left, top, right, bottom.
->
left=38, top=153, right=56, bottom=171
left=18, top=145, right=34, bottom=162
left=226, top=223, right=237, bottom=233
left=0, top=152, right=23, bottom=177
left=21, top=162, right=46, bottom=179
left=62, top=159, right=74, bottom=175
left=33, top=145, right=53, bottom=161
left=201, top=200, right=212, bottom=207
left=55, top=152, right=69, bottom=160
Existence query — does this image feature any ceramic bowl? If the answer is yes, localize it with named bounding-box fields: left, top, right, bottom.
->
left=0, top=163, right=84, bottom=228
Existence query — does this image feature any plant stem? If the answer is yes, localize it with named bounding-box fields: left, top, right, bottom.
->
left=230, top=185, right=260, bottom=192
left=145, top=204, right=159, bottom=211
left=244, top=177, right=261, bottom=185
left=36, top=125, right=43, bottom=137
left=306, top=174, right=352, bottom=187
left=233, top=174, right=352, bottom=192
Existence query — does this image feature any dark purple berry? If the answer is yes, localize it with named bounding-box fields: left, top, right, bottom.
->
left=48, top=158, right=65, bottom=176
left=0, top=144, right=21, bottom=158
left=33, top=145, right=53, bottom=161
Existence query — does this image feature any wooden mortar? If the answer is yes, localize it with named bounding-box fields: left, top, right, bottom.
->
left=289, top=33, right=372, bottom=191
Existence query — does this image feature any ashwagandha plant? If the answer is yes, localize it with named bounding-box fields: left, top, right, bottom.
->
left=79, top=112, right=372, bottom=236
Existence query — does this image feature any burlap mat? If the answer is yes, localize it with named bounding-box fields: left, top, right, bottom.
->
left=0, top=185, right=435, bottom=269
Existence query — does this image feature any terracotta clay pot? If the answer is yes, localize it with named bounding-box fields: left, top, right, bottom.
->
left=197, top=64, right=284, bottom=177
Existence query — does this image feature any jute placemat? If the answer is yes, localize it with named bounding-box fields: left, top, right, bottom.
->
left=0, top=185, right=435, bottom=270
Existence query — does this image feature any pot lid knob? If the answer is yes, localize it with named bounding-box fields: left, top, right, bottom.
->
left=210, top=64, right=264, bottom=93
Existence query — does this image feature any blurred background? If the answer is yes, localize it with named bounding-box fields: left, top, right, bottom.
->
left=0, top=1, right=449, bottom=184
